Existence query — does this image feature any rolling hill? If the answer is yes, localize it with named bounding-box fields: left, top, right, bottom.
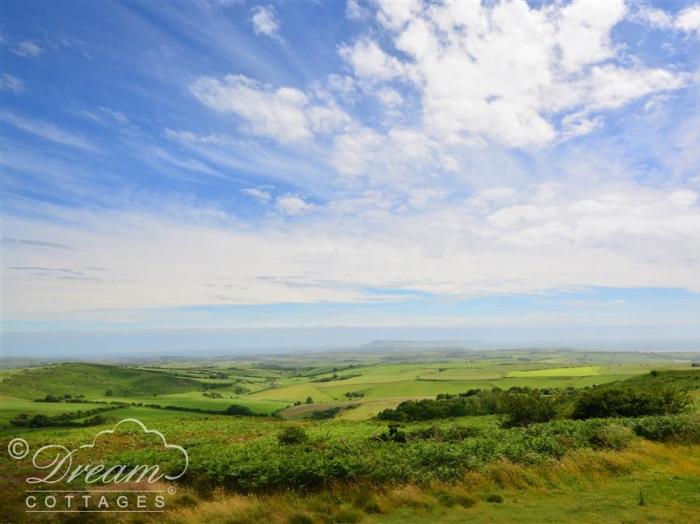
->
left=0, top=363, right=204, bottom=399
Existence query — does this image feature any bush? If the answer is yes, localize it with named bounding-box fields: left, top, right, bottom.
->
left=287, top=514, right=313, bottom=524
left=589, top=424, right=634, bottom=450
left=225, top=404, right=255, bottom=416
left=278, top=426, right=309, bottom=445
left=28, top=414, right=52, bottom=428
left=362, top=500, right=382, bottom=514
left=378, top=388, right=564, bottom=423
left=632, top=413, right=700, bottom=443
left=82, top=415, right=108, bottom=426
left=309, top=407, right=342, bottom=420
left=332, top=507, right=362, bottom=523
left=500, top=392, right=557, bottom=427
left=572, top=387, right=690, bottom=419
left=485, top=494, right=503, bottom=503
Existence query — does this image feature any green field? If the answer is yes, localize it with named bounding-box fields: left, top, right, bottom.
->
left=507, top=365, right=601, bottom=377
left=1, top=351, right=697, bottom=426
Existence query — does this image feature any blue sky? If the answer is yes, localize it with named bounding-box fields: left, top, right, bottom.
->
left=2, top=0, right=700, bottom=354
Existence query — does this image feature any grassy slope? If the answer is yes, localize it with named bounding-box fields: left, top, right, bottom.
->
left=0, top=363, right=204, bottom=399
left=615, top=369, right=700, bottom=391
left=363, top=442, right=700, bottom=524
left=157, top=440, right=700, bottom=524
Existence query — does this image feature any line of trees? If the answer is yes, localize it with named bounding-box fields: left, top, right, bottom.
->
left=377, top=384, right=690, bottom=427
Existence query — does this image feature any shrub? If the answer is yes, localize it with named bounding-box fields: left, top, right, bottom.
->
left=572, top=387, right=690, bottom=419
left=309, top=407, right=342, bottom=420
left=28, top=414, right=52, bottom=428
left=82, top=415, right=108, bottom=426
left=225, top=404, right=255, bottom=416
left=332, top=507, right=363, bottom=523
left=406, top=425, right=480, bottom=442
left=374, top=424, right=407, bottom=443
left=589, top=424, right=634, bottom=450
left=378, top=388, right=562, bottom=423
left=500, top=392, right=557, bottom=427
left=632, top=413, right=700, bottom=442
left=278, top=426, right=309, bottom=445
left=485, top=494, right=503, bottom=503
left=362, top=500, right=382, bottom=514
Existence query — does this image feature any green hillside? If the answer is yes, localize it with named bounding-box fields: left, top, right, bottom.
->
left=0, top=363, right=204, bottom=399
left=614, top=369, right=700, bottom=391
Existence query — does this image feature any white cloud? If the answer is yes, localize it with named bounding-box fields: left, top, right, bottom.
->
left=375, top=87, right=403, bottom=107
left=4, top=182, right=699, bottom=315
left=631, top=6, right=674, bottom=29
left=632, top=3, right=700, bottom=36
left=99, top=107, right=129, bottom=125
left=318, top=74, right=360, bottom=104
left=346, top=0, right=368, bottom=21
left=242, top=187, right=272, bottom=203
left=0, top=111, right=95, bottom=151
left=676, top=4, right=700, bottom=35
left=190, top=74, right=349, bottom=143
left=12, top=40, right=42, bottom=58
left=275, top=194, right=313, bottom=216
left=0, top=73, right=24, bottom=93
left=250, top=5, right=280, bottom=39
left=668, top=189, right=698, bottom=209
left=339, top=39, right=409, bottom=82
left=331, top=126, right=384, bottom=177
left=339, top=0, right=685, bottom=148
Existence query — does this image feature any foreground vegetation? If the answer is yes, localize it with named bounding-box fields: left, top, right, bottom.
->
left=1, top=349, right=699, bottom=522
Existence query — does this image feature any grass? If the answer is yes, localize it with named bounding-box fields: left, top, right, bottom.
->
left=0, top=395, right=108, bottom=428
left=616, top=369, right=700, bottom=391
left=152, top=441, right=700, bottom=524
left=2, top=358, right=697, bottom=421
left=506, top=366, right=601, bottom=377
left=104, top=391, right=290, bottom=415
left=1, top=350, right=699, bottom=523
left=0, top=363, right=203, bottom=399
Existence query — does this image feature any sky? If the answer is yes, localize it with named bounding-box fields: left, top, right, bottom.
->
left=1, top=0, right=700, bottom=356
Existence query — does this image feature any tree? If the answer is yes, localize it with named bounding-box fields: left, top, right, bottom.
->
left=305, top=396, right=313, bottom=404
left=500, top=391, right=556, bottom=427
left=572, top=387, right=689, bottom=419
left=277, top=426, right=308, bottom=445
left=225, top=404, right=255, bottom=416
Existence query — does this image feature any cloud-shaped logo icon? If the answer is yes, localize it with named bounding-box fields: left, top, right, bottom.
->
left=78, top=418, right=189, bottom=480
left=23, top=418, right=190, bottom=484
